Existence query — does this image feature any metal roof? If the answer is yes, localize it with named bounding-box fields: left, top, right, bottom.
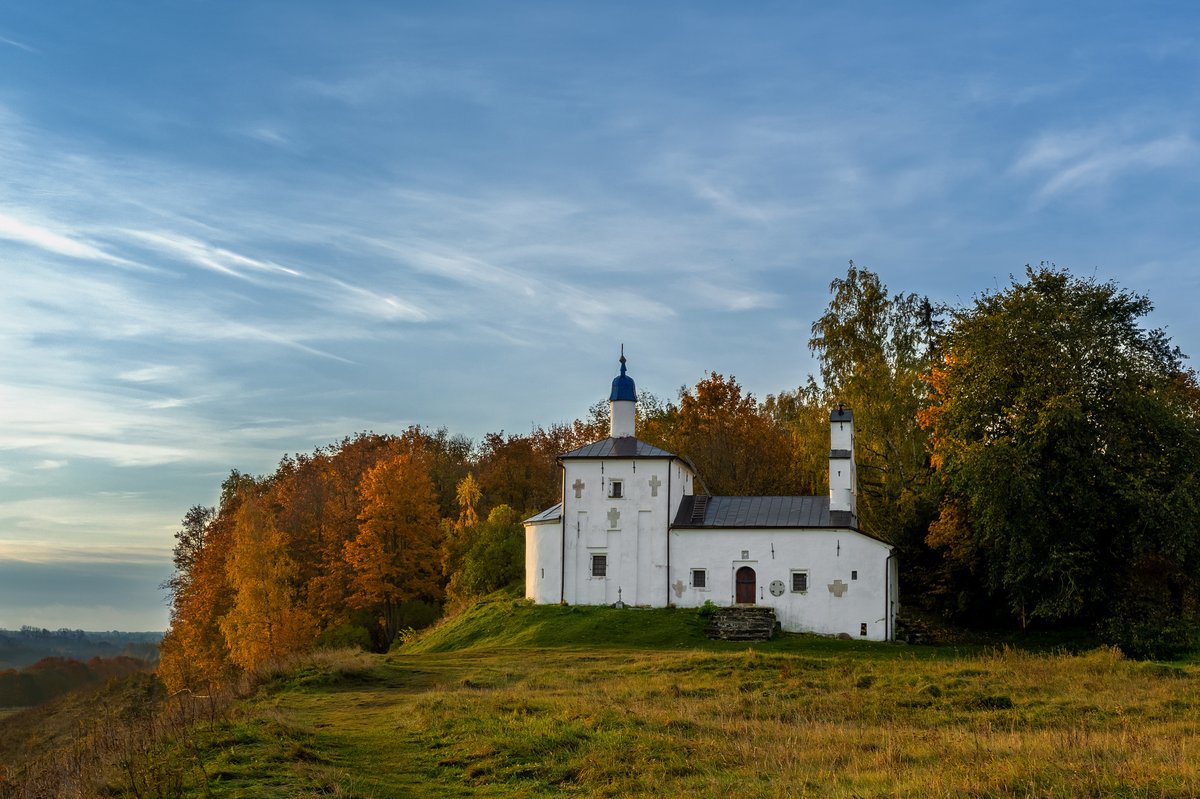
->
left=560, top=437, right=677, bottom=459
left=672, top=495, right=838, bottom=528
left=524, top=503, right=562, bottom=524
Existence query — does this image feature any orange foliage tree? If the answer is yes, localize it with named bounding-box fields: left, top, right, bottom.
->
left=345, top=444, right=444, bottom=645
left=219, top=494, right=317, bottom=672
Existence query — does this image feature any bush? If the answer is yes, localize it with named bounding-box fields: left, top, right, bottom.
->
left=314, top=623, right=373, bottom=652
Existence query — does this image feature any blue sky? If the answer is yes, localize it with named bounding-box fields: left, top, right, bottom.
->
left=2, top=2, right=1198, bottom=630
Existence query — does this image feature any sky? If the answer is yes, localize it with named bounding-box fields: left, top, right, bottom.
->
left=1, top=2, right=1198, bottom=631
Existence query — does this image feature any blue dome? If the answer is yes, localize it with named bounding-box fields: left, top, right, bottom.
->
left=609, top=354, right=636, bottom=401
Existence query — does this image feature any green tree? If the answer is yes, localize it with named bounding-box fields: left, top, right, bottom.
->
left=922, top=265, right=1200, bottom=649
left=808, top=262, right=936, bottom=547
left=448, top=504, right=526, bottom=600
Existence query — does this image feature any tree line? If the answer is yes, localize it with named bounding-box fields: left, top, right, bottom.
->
left=160, top=263, right=1200, bottom=690
left=0, top=655, right=153, bottom=708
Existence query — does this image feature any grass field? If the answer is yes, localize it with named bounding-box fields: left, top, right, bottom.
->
left=126, top=599, right=1200, bottom=798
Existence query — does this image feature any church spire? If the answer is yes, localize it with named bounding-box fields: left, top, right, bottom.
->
left=609, top=346, right=636, bottom=437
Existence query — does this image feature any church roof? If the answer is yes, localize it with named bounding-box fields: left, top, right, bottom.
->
left=609, top=352, right=636, bottom=402
left=524, top=503, right=562, bottom=524
left=560, top=437, right=677, bottom=459
left=672, top=495, right=842, bottom=529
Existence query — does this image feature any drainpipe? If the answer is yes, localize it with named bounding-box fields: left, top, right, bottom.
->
left=666, top=459, right=673, bottom=607
left=559, top=458, right=566, bottom=604
left=884, top=550, right=895, bottom=641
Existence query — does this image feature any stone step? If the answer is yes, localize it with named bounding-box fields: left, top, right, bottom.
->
left=705, top=606, right=780, bottom=642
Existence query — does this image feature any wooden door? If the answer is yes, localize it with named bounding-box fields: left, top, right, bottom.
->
left=735, top=566, right=756, bottom=605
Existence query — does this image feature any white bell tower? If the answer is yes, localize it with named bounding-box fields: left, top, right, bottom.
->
left=828, top=405, right=857, bottom=526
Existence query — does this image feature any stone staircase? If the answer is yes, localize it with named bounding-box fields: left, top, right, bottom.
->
left=705, top=606, right=779, bottom=641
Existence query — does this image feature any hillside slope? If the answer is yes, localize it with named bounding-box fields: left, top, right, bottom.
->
left=9, top=602, right=1199, bottom=797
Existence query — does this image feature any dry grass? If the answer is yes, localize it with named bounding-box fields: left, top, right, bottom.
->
left=166, top=642, right=1196, bottom=798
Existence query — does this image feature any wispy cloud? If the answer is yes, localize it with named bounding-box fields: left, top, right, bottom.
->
left=0, top=34, right=37, bottom=54
left=0, top=210, right=134, bottom=266
left=124, top=229, right=303, bottom=279
left=1012, top=129, right=1199, bottom=206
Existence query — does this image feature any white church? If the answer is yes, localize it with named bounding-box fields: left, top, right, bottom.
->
left=524, top=354, right=899, bottom=641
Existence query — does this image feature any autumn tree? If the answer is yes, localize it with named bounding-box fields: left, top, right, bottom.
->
left=346, top=444, right=443, bottom=646
left=220, top=492, right=317, bottom=672
left=441, top=472, right=482, bottom=604
left=641, top=372, right=800, bottom=496
left=922, top=265, right=1200, bottom=652
left=159, top=471, right=256, bottom=690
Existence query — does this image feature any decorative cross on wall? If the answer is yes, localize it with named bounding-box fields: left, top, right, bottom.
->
left=648, top=475, right=662, bottom=497
left=572, top=479, right=585, bottom=498
left=828, top=579, right=848, bottom=598
left=607, top=507, right=621, bottom=529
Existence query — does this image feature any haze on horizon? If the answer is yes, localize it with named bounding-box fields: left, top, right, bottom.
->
left=2, top=2, right=1198, bottom=631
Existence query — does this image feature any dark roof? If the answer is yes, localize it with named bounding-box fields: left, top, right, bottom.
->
left=525, top=503, right=562, bottom=524
left=831, top=406, right=853, bottom=422
left=561, top=437, right=677, bottom=459
left=672, top=495, right=841, bottom=528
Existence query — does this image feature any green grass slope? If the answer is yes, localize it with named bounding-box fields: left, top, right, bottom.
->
left=403, top=596, right=714, bottom=652
left=403, top=594, right=899, bottom=657
left=19, top=601, right=1200, bottom=798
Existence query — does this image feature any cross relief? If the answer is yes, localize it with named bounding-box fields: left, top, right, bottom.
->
left=607, top=507, right=621, bottom=529
left=648, top=475, right=661, bottom=497
left=572, top=479, right=585, bottom=498
left=828, top=579, right=848, bottom=598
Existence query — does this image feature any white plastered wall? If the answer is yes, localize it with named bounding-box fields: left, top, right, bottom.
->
left=554, top=455, right=694, bottom=607
left=668, top=528, right=895, bottom=641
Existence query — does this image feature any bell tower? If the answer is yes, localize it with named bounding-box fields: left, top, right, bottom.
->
left=609, top=346, right=636, bottom=438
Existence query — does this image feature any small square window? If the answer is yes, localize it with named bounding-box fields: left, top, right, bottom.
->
left=741, top=550, right=749, bottom=560
left=591, top=554, right=607, bottom=578
left=609, top=480, right=623, bottom=498
left=791, top=571, right=809, bottom=593
left=691, top=569, right=706, bottom=589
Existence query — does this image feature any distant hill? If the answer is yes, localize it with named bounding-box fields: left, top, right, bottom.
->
left=0, top=628, right=161, bottom=670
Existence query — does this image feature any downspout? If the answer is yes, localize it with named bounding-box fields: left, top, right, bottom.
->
left=666, top=458, right=673, bottom=607
left=559, top=457, right=566, bottom=604
left=884, top=550, right=895, bottom=641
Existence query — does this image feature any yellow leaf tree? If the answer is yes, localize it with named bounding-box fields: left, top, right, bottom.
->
left=220, top=494, right=317, bottom=672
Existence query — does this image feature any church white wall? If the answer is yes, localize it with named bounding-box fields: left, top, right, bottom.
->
left=524, top=519, right=562, bottom=604
left=668, top=529, right=895, bottom=641
left=558, top=457, right=688, bottom=607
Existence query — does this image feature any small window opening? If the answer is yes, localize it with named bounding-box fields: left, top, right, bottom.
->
left=791, top=571, right=809, bottom=593
left=851, top=570, right=858, bottom=581
left=859, top=623, right=868, bottom=637
left=591, top=554, right=607, bottom=578
left=691, top=569, right=706, bottom=589
left=609, top=480, right=623, bottom=498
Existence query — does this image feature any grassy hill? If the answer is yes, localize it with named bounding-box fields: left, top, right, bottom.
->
left=8, top=599, right=1200, bottom=797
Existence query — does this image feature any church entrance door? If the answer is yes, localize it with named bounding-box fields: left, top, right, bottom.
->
left=735, top=566, right=756, bottom=605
